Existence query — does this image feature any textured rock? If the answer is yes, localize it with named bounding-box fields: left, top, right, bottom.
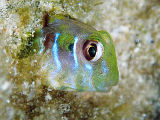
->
left=0, top=0, right=159, bottom=119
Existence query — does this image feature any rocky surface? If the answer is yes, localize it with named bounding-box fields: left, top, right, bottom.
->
left=0, top=0, right=159, bottom=120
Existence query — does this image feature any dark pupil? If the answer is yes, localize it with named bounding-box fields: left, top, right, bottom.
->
left=88, top=47, right=96, bottom=57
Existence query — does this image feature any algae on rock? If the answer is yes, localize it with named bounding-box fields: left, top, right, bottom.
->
left=0, top=0, right=159, bottom=120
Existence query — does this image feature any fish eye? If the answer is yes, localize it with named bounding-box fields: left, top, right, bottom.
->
left=83, top=40, right=104, bottom=62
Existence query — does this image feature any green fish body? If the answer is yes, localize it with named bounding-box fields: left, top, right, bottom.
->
left=19, top=15, right=119, bottom=92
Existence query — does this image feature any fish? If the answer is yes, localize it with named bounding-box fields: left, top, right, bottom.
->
left=18, top=14, right=119, bottom=92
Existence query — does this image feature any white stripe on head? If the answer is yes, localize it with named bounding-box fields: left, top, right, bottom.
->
left=73, top=36, right=79, bottom=69
left=52, top=32, right=61, bottom=72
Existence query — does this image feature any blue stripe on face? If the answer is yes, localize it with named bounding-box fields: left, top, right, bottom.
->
left=52, top=33, right=61, bottom=72
left=101, top=61, right=109, bottom=75
left=84, top=64, right=94, bottom=90
left=73, top=36, right=79, bottom=69
left=39, top=37, right=45, bottom=53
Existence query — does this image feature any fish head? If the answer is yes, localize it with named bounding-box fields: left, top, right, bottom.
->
left=83, top=31, right=119, bottom=91
left=71, top=30, right=119, bottom=92
left=45, top=30, right=119, bottom=92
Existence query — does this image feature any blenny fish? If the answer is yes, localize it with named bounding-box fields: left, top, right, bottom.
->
left=18, top=14, right=119, bottom=92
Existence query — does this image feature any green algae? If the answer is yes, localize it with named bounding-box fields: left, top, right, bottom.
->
left=17, top=30, right=41, bottom=59
left=17, top=7, right=30, bottom=27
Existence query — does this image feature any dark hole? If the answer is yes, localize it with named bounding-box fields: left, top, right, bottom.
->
left=150, top=40, right=154, bottom=44
left=135, top=39, right=140, bottom=45
left=88, top=47, right=96, bottom=58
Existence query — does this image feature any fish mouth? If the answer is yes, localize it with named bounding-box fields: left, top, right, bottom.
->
left=93, top=82, right=110, bottom=92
